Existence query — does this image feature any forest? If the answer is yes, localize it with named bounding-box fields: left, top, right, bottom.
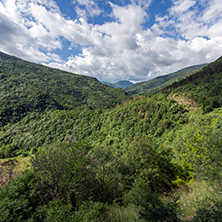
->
left=0, top=52, right=222, bottom=221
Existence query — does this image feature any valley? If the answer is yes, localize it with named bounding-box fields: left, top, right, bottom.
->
left=0, top=52, right=222, bottom=221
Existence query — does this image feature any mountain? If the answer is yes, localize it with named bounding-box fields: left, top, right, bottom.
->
left=125, top=64, right=207, bottom=95
left=0, top=55, right=222, bottom=221
left=102, top=80, right=133, bottom=89
left=101, top=81, right=117, bottom=88
left=1, top=56, right=221, bottom=157
left=114, top=80, right=134, bottom=89
left=0, top=51, right=130, bottom=125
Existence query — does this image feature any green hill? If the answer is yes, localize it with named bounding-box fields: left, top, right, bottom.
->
left=1, top=56, right=221, bottom=158
left=0, top=72, right=62, bottom=126
left=165, top=56, right=222, bottom=112
left=0, top=51, right=130, bottom=125
left=126, top=64, right=207, bottom=95
left=0, top=54, right=222, bottom=221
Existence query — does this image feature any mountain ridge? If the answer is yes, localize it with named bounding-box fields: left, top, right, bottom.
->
left=126, top=63, right=208, bottom=95
left=102, top=80, right=133, bottom=89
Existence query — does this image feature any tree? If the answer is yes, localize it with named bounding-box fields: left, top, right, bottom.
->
left=123, top=178, right=180, bottom=222
left=32, top=141, right=97, bottom=209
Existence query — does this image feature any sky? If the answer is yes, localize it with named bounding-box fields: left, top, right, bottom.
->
left=0, top=0, right=222, bottom=82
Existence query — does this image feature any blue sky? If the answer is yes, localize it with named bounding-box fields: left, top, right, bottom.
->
left=0, top=0, right=222, bottom=82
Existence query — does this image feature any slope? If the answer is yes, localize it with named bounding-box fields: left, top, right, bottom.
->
left=114, top=80, right=133, bottom=89
left=0, top=72, right=62, bottom=126
left=1, top=56, right=221, bottom=157
left=0, top=51, right=130, bottom=110
left=1, top=56, right=222, bottom=221
left=125, top=64, right=207, bottom=95
left=165, top=56, right=222, bottom=113
left=0, top=52, right=130, bottom=126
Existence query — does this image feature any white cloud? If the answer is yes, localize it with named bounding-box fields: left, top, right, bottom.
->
left=0, top=0, right=61, bottom=61
left=130, top=0, right=152, bottom=9
left=170, top=0, right=196, bottom=14
left=73, top=0, right=102, bottom=19
left=201, top=0, right=222, bottom=23
left=110, top=3, right=147, bottom=31
left=0, top=0, right=222, bottom=82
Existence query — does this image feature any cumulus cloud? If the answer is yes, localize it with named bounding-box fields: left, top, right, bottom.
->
left=0, top=0, right=222, bottom=82
left=0, top=0, right=62, bottom=62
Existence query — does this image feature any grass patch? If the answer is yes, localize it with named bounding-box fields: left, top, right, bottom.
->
left=104, top=204, right=141, bottom=222
left=175, top=180, right=220, bottom=220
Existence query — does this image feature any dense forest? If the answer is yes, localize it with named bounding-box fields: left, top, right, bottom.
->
left=0, top=52, right=222, bottom=221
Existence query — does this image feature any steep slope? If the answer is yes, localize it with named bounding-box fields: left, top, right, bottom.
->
left=0, top=93, right=188, bottom=158
left=1, top=56, right=221, bottom=156
left=0, top=52, right=130, bottom=125
left=126, top=64, right=207, bottom=95
left=0, top=72, right=62, bottom=126
left=0, top=52, right=130, bottom=110
left=165, top=56, right=222, bottom=112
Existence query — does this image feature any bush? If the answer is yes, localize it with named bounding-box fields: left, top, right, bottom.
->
left=192, top=198, right=222, bottom=222
left=123, top=178, right=180, bottom=222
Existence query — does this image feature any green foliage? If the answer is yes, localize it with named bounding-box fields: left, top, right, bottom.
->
left=167, top=108, right=222, bottom=182
left=0, top=72, right=62, bottom=126
left=0, top=51, right=130, bottom=126
left=0, top=93, right=188, bottom=158
left=193, top=200, right=222, bottom=222
left=165, top=57, right=222, bottom=113
left=101, top=204, right=140, bottom=222
left=0, top=53, right=222, bottom=221
left=32, top=141, right=98, bottom=208
left=122, top=137, right=182, bottom=191
left=0, top=170, right=36, bottom=222
left=124, top=178, right=180, bottom=222
left=185, top=196, right=222, bottom=222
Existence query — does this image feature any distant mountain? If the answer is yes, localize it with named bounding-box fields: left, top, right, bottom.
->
left=102, top=80, right=133, bottom=89
left=101, top=81, right=117, bottom=88
left=0, top=51, right=130, bottom=126
left=125, top=64, right=207, bottom=95
left=115, top=80, right=134, bottom=89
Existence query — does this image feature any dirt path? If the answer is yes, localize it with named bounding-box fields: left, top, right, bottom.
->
left=0, top=157, right=30, bottom=185
left=169, top=94, right=200, bottom=112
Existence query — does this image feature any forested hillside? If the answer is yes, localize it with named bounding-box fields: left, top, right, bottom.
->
left=164, top=56, right=222, bottom=113
left=0, top=51, right=129, bottom=126
left=0, top=54, right=222, bottom=221
left=126, top=64, right=207, bottom=95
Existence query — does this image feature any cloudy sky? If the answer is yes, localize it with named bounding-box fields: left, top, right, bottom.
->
left=0, top=0, right=222, bottom=82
